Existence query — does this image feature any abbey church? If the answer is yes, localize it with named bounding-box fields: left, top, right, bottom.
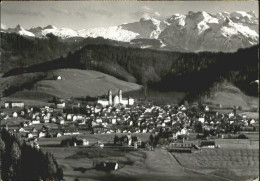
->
left=97, top=90, right=134, bottom=107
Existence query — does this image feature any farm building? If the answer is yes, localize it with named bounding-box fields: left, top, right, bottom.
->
left=199, top=140, right=216, bottom=148
left=57, top=76, right=62, bottom=80
left=4, top=102, right=24, bottom=108
left=168, top=142, right=200, bottom=153
left=12, top=112, right=18, bottom=118
left=94, top=161, right=119, bottom=171
left=56, top=102, right=66, bottom=109
left=168, top=147, right=193, bottom=153
left=76, top=139, right=89, bottom=146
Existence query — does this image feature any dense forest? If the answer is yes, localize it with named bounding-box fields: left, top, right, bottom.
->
left=0, top=32, right=131, bottom=73
left=0, top=129, right=63, bottom=180
left=3, top=41, right=258, bottom=99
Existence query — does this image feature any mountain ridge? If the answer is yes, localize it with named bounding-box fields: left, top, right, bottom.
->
left=1, top=10, right=258, bottom=52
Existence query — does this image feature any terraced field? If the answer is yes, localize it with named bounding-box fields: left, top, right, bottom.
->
left=173, top=148, right=259, bottom=181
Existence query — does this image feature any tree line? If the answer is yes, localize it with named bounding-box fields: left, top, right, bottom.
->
left=3, top=37, right=258, bottom=100
left=1, top=129, right=63, bottom=180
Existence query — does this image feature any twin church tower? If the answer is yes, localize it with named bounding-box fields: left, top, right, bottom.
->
left=108, top=89, right=122, bottom=106
left=97, top=89, right=134, bottom=106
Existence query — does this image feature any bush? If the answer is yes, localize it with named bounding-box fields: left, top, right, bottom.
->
left=238, top=134, right=248, bottom=139
left=60, top=137, right=77, bottom=147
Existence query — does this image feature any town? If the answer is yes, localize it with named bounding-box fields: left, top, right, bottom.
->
left=1, top=89, right=259, bottom=180
left=1, top=89, right=259, bottom=179
left=1, top=89, right=258, bottom=148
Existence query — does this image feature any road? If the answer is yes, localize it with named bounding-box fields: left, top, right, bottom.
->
left=114, top=148, right=224, bottom=181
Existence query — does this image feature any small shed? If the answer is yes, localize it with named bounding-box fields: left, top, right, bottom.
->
left=199, top=140, right=215, bottom=148
left=94, top=161, right=119, bottom=171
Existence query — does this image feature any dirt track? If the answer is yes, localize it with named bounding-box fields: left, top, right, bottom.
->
left=113, top=148, right=221, bottom=181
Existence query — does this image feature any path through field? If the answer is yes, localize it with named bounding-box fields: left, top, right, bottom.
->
left=113, top=148, right=219, bottom=181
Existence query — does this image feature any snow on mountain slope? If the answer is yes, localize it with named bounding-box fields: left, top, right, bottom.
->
left=121, top=16, right=168, bottom=39
left=78, top=26, right=139, bottom=42
left=42, top=26, right=79, bottom=38
left=28, top=25, right=139, bottom=42
left=221, top=18, right=258, bottom=40
left=167, top=14, right=186, bottom=26
left=7, top=25, right=35, bottom=37
left=159, top=11, right=258, bottom=52
left=3, top=11, right=258, bottom=52
left=29, top=26, right=44, bottom=37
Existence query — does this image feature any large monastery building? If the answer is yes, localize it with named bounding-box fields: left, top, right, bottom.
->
left=97, top=90, right=134, bottom=107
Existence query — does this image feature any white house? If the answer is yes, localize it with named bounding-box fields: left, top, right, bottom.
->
left=198, top=117, right=205, bottom=123
left=38, top=132, right=46, bottom=138
left=13, top=112, right=18, bottom=118
left=181, top=128, right=188, bottom=135
left=26, top=133, right=33, bottom=139
left=66, top=114, right=74, bottom=121
left=19, top=127, right=26, bottom=132
left=5, top=102, right=24, bottom=108
left=56, top=132, right=62, bottom=138
left=57, top=102, right=65, bottom=109
left=205, top=106, right=210, bottom=112
left=4, top=102, right=10, bottom=108
left=112, top=118, right=117, bottom=124
left=57, top=119, right=65, bottom=125
left=97, top=99, right=109, bottom=107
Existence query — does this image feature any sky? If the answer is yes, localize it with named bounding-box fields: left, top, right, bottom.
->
left=1, top=1, right=259, bottom=30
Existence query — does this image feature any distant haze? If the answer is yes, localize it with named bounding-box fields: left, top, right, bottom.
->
left=1, top=1, right=259, bottom=30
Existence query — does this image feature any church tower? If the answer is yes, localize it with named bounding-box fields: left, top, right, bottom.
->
left=108, top=90, right=113, bottom=105
left=118, top=89, right=122, bottom=104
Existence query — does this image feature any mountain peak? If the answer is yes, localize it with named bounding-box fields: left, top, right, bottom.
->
left=14, top=24, right=22, bottom=31
left=44, top=25, right=57, bottom=29
left=2, top=10, right=258, bottom=52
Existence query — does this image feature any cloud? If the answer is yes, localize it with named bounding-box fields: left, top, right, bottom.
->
left=131, top=6, right=161, bottom=20
left=1, top=23, right=7, bottom=30
left=3, top=8, right=44, bottom=17
left=50, top=7, right=112, bottom=20
left=50, top=8, right=71, bottom=15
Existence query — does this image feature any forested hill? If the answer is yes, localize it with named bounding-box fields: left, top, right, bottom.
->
left=0, top=32, right=131, bottom=73
left=4, top=43, right=258, bottom=98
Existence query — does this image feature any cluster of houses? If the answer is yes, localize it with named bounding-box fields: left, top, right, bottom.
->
left=1, top=97, right=258, bottom=144
left=89, top=103, right=258, bottom=138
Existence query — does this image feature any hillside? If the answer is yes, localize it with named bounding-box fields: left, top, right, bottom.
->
left=202, top=82, right=259, bottom=110
left=0, top=33, right=131, bottom=73
left=1, top=69, right=142, bottom=99
left=5, top=43, right=258, bottom=99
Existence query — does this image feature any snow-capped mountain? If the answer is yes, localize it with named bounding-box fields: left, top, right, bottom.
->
left=121, top=17, right=168, bottom=39
left=2, top=11, right=258, bottom=52
left=78, top=26, right=139, bottom=42
left=5, top=25, right=35, bottom=37
left=159, top=11, right=259, bottom=52
left=27, top=25, right=139, bottom=42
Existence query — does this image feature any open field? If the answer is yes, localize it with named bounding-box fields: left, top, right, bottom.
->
left=40, top=132, right=259, bottom=181
left=42, top=147, right=217, bottom=181
left=0, top=69, right=142, bottom=99
left=203, top=83, right=259, bottom=111
left=173, top=147, right=259, bottom=181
